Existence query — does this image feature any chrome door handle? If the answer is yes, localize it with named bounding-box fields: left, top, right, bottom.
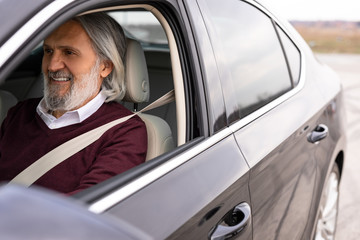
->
left=308, top=124, right=328, bottom=143
left=209, top=202, right=251, bottom=240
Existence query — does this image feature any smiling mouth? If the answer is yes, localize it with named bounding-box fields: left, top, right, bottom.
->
left=48, top=70, right=73, bottom=82
left=51, top=77, right=71, bottom=82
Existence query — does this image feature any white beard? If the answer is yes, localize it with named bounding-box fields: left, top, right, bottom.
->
left=43, top=60, right=100, bottom=112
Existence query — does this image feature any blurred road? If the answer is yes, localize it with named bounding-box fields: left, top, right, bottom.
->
left=316, top=53, right=360, bottom=239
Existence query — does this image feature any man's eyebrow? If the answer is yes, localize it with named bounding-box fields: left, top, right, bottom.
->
left=43, top=44, right=81, bottom=53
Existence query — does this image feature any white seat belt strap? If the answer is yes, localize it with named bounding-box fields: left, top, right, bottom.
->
left=9, top=90, right=175, bottom=187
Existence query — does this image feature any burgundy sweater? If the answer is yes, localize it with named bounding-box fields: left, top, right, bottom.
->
left=0, top=98, right=147, bottom=195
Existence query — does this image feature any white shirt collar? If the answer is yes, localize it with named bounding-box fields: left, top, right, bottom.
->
left=36, top=90, right=107, bottom=129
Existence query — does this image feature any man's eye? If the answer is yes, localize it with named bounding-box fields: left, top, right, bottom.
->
left=65, top=50, right=74, bottom=55
left=44, top=49, right=53, bottom=54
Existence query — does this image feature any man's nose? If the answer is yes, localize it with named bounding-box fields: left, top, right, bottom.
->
left=47, top=52, right=65, bottom=72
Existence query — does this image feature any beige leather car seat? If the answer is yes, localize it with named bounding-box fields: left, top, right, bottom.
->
left=123, top=38, right=174, bottom=160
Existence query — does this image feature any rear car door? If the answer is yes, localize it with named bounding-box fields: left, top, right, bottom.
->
left=196, top=0, right=332, bottom=239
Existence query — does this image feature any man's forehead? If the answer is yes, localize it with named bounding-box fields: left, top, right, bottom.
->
left=44, top=20, right=91, bottom=46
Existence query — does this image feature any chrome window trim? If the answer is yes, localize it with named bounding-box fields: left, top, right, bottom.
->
left=88, top=128, right=233, bottom=214
left=0, top=0, right=75, bottom=67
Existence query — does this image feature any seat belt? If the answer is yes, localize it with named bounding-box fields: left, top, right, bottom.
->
left=9, top=90, right=175, bottom=187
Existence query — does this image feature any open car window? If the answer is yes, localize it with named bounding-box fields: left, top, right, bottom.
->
left=0, top=4, right=199, bottom=196
left=108, top=11, right=168, bottom=46
left=1, top=7, right=186, bottom=145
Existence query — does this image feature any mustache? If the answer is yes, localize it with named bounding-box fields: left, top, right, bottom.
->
left=47, top=71, right=73, bottom=81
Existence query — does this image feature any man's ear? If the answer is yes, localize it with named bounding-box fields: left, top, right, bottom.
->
left=100, top=60, right=114, bottom=78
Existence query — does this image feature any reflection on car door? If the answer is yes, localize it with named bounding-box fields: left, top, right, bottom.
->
left=234, top=103, right=321, bottom=239
left=232, top=60, right=332, bottom=239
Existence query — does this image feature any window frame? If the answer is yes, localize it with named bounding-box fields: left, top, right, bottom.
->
left=82, top=4, right=187, bottom=146
left=197, top=0, right=305, bottom=132
left=0, top=0, right=208, bottom=208
left=274, top=22, right=302, bottom=87
left=71, top=2, right=208, bottom=208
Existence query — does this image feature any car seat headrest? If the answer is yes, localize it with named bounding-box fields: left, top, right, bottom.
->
left=122, top=38, right=150, bottom=103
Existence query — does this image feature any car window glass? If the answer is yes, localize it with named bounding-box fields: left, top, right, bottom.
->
left=1, top=8, right=177, bottom=157
left=108, top=10, right=180, bottom=145
left=200, top=0, right=292, bottom=122
left=108, top=11, right=168, bottom=45
left=276, top=25, right=301, bottom=86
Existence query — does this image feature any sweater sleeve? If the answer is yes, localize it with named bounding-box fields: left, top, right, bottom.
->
left=66, top=116, right=147, bottom=195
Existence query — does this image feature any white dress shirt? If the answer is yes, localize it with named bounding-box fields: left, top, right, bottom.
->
left=36, top=90, right=107, bottom=129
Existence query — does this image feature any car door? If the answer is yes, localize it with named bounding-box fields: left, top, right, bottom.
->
left=196, top=0, right=332, bottom=239
left=78, top=1, right=253, bottom=240
left=0, top=0, right=253, bottom=239
left=95, top=135, right=251, bottom=240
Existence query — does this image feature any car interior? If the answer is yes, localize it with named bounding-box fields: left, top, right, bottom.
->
left=0, top=5, right=188, bottom=166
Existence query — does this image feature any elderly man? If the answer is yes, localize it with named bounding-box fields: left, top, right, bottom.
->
left=0, top=13, right=147, bottom=195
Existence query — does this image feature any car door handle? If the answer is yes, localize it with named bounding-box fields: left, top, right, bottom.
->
left=308, top=124, right=328, bottom=143
left=209, top=202, right=251, bottom=240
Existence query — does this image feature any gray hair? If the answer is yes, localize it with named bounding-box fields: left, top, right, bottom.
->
left=74, top=12, right=126, bottom=102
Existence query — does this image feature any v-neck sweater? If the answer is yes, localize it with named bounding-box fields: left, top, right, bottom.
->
left=0, top=98, right=147, bottom=195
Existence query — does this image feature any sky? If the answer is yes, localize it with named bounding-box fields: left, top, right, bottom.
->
left=261, top=0, right=360, bottom=21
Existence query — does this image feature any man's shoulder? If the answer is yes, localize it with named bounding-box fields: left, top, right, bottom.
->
left=89, top=101, right=140, bottom=125
left=1, top=98, right=42, bottom=130
left=87, top=101, right=146, bottom=140
left=8, top=98, right=41, bottom=116
left=16, top=98, right=41, bottom=108
left=99, top=101, right=133, bottom=117
left=96, top=101, right=145, bottom=127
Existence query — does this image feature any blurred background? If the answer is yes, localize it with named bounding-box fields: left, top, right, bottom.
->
left=263, top=0, right=360, bottom=238
left=265, top=0, right=360, bottom=54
